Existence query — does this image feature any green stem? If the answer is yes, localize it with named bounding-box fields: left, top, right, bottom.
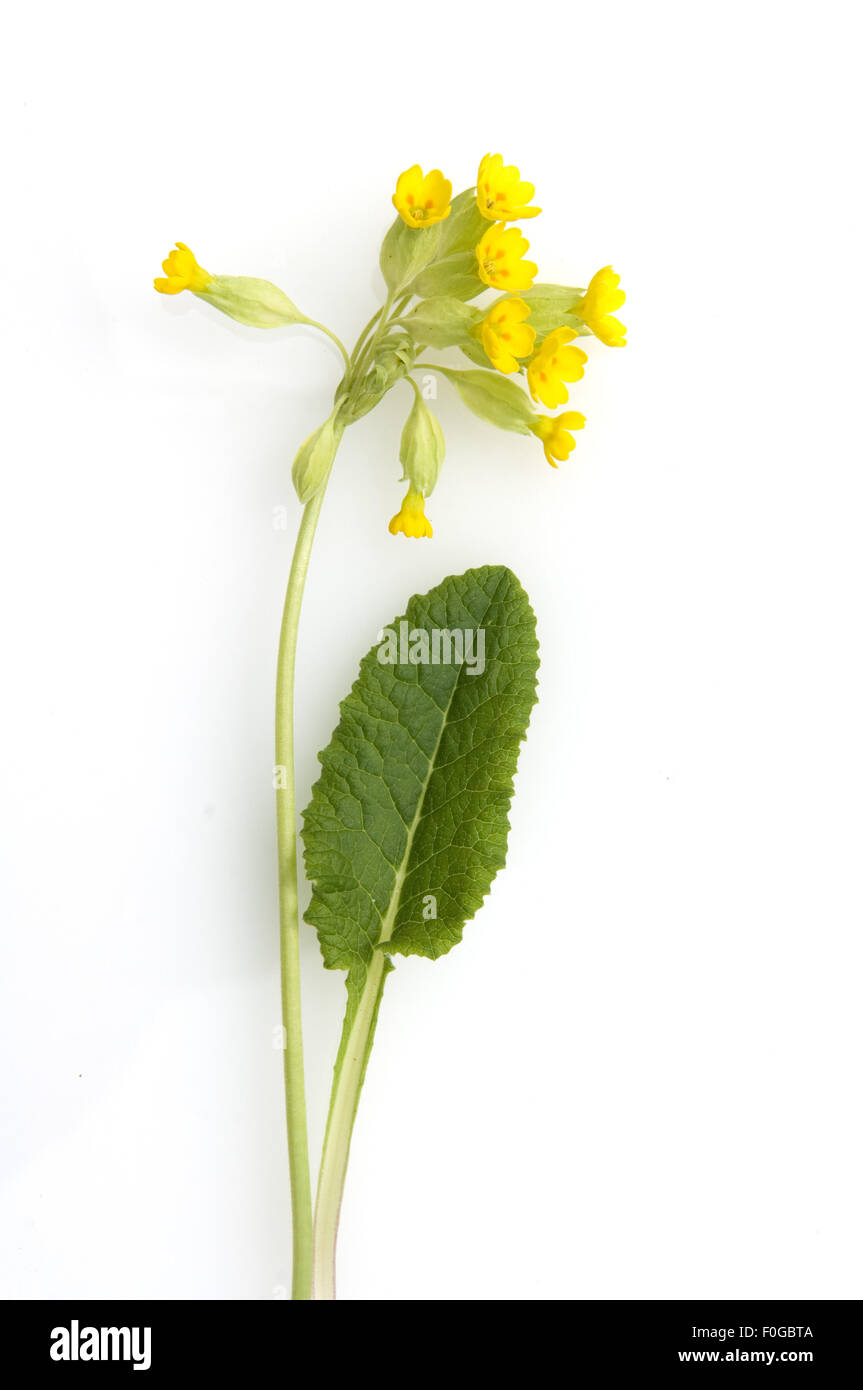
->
left=275, top=463, right=336, bottom=1300
left=350, top=292, right=395, bottom=384
left=311, top=954, right=389, bottom=1301
left=347, top=307, right=384, bottom=383
left=304, top=319, right=351, bottom=374
left=277, top=286, right=413, bottom=1299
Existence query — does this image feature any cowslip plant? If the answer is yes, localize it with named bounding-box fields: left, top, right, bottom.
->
left=154, top=155, right=626, bottom=1300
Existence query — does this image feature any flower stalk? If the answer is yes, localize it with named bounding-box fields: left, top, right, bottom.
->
left=154, top=153, right=626, bottom=1299
left=275, top=465, right=337, bottom=1299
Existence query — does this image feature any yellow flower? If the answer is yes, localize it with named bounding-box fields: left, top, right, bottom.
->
left=530, top=412, right=585, bottom=468
left=154, top=242, right=212, bottom=295
left=392, top=165, right=452, bottom=228
left=573, top=265, right=627, bottom=346
left=388, top=487, right=433, bottom=538
left=480, top=298, right=536, bottom=374
left=476, top=224, right=537, bottom=292
left=527, top=328, right=587, bottom=409
left=476, top=154, right=541, bottom=222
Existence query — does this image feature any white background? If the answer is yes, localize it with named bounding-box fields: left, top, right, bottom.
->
left=2, top=1, right=861, bottom=1301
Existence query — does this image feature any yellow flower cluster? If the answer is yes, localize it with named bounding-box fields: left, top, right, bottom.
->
left=385, top=155, right=628, bottom=527
left=154, top=158, right=626, bottom=541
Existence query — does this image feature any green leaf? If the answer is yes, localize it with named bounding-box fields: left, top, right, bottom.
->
left=302, top=565, right=539, bottom=1031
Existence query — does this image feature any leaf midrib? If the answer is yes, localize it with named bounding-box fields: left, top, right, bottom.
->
left=375, top=572, right=506, bottom=953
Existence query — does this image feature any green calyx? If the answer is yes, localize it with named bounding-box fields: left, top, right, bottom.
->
left=196, top=275, right=308, bottom=329
left=398, top=296, right=481, bottom=349
left=291, top=412, right=344, bottom=504
left=428, top=365, right=537, bottom=434
left=399, top=383, right=445, bottom=496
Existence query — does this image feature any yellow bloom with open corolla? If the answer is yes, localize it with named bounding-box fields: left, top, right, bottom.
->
left=530, top=412, right=586, bottom=467
left=476, top=154, right=541, bottom=222
left=388, top=486, right=433, bottom=538
left=392, top=166, right=452, bottom=228
left=154, top=242, right=212, bottom=295
left=573, top=265, right=627, bottom=346
left=527, top=329, right=588, bottom=409
left=476, top=224, right=537, bottom=292
left=480, top=298, right=536, bottom=374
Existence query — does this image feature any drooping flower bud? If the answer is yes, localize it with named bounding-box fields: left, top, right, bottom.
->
left=399, top=389, right=445, bottom=497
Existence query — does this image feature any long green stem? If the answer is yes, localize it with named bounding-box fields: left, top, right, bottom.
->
left=275, top=466, right=335, bottom=1300
left=277, top=289, right=409, bottom=1300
